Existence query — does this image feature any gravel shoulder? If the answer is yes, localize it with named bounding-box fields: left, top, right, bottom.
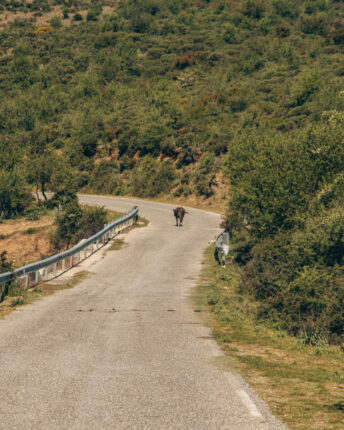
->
left=0, top=196, right=287, bottom=430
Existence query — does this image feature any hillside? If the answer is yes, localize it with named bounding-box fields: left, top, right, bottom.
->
left=1, top=0, right=344, bottom=344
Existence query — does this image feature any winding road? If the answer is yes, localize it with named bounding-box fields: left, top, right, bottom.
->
left=0, top=196, right=287, bottom=429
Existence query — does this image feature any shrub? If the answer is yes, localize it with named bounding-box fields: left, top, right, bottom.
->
left=49, top=16, right=61, bottom=28
left=87, top=6, right=102, bottom=22
left=235, top=206, right=344, bottom=343
left=330, top=19, right=344, bottom=45
left=46, top=188, right=78, bottom=210
left=52, top=203, right=107, bottom=249
left=293, top=70, right=320, bottom=105
left=73, top=13, right=83, bottom=22
left=130, top=14, right=150, bottom=33
left=88, top=161, right=123, bottom=195
left=194, top=152, right=215, bottom=197
left=131, top=157, right=176, bottom=197
left=223, top=24, right=237, bottom=44
left=300, top=13, right=328, bottom=36
left=240, top=0, right=265, bottom=20
left=23, top=204, right=45, bottom=221
left=272, top=0, right=299, bottom=19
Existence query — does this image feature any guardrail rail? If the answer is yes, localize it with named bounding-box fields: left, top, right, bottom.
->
left=0, top=206, right=138, bottom=292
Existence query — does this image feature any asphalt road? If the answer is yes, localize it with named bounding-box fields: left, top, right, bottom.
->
left=0, top=196, right=287, bottom=430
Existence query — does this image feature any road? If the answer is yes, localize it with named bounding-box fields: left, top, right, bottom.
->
left=0, top=196, right=287, bottom=429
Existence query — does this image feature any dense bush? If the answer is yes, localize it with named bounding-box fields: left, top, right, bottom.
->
left=239, top=207, right=344, bottom=344
left=51, top=202, right=107, bottom=249
left=131, top=157, right=177, bottom=197
left=225, top=118, right=344, bottom=343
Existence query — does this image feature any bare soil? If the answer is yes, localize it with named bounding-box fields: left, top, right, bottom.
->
left=0, top=216, right=55, bottom=267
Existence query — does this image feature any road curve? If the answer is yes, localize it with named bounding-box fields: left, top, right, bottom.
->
left=0, top=196, right=287, bottom=430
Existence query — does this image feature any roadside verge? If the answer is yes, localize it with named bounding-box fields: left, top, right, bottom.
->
left=193, top=244, right=344, bottom=430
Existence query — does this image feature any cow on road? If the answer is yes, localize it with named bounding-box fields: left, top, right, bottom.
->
left=173, top=207, right=188, bottom=226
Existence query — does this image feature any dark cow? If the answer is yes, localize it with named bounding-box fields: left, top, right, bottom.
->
left=173, top=207, right=188, bottom=226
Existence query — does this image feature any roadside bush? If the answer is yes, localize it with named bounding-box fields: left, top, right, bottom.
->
left=237, top=206, right=344, bottom=343
left=23, top=204, right=46, bottom=221
left=51, top=202, right=107, bottom=249
left=46, top=188, right=78, bottom=210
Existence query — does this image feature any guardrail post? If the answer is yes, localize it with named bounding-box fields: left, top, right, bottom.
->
left=25, top=274, right=29, bottom=289
left=35, top=271, right=39, bottom=284
left=96, top=239, right=99, bottom=250
left=70, top=256, right=73, bottom=268
left=84, top=248, right=87, bottom=259
left=62, top=259, right=65, bottom=272
left=54, top=263, right=57, bottom=277
left=44, top=267, right=48, bottom=280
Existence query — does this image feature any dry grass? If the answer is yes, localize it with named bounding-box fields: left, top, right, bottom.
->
left=0, top=215, right=55, bottom=267
left=0, top=206, right=123, bottom=268
left=193, top=245, right=344, bottom=430
left=0, top=4, right=117, bottom=28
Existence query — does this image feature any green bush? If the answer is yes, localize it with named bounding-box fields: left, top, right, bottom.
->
left=87, top=6, right=102, bottom=22
left=240, top=0, right=265, bottom=19
left=23, top=204, right=46, bottom=221
left=0, top=169, right=33, bottom=219
left=51, top=202, right=107, bottom=249
left=131, top=156, right=176, bottom=197
left=234, top=206, right=344, bottom=343
left=73, top=13, right=83, bottom=22
left=88, top=161, right=123, bottom=195
left=194, top=153, right=215, bottom=197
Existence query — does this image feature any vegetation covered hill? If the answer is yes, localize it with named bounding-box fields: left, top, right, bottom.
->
left=1, top=0, right=344, bottom=344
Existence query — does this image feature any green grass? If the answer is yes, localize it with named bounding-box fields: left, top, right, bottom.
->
left=107, top=238, right=126, bottom=251
left=193, top=244, right=344, bottom=430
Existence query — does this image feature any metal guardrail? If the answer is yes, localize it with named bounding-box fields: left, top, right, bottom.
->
left=0, top=206, right=138, bottom=289
left=216, top=231, right=230, bottom=267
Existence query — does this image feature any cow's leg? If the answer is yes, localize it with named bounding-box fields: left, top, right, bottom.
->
left=179, top=213, right=184, bottom=226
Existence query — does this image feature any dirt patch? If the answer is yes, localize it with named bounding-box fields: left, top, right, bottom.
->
left=0, top=216, right=55, bottom=267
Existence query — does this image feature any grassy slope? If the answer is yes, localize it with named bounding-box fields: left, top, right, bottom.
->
left=1, top=0, right=343, bottom=201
